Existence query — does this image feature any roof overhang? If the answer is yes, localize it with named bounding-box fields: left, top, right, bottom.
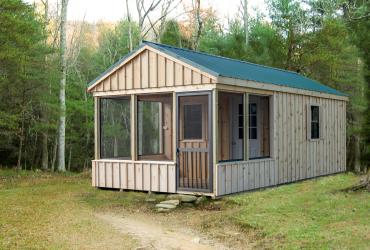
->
left=217, top=76, right=349, bottom=101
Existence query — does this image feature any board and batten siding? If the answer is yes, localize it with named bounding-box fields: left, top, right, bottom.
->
left=88, top=48, right=215, bottom=93
left=216, top=159, right=277, bottom=196
left=92, top=160, right=176, bottom=193
left=216, top=92, right=346, bottom=196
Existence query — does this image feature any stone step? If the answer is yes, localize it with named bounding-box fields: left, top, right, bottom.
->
left=167, top=194, right=198, bottom=203
left=155, top=203, right=177, bottom=209
left=160, top=199, right=180, bottom=206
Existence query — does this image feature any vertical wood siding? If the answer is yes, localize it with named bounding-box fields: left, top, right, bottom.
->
left=216, top=159, right=277, bottom=196
left=90, top=49, right=214, bottom=92
left=92, top=160, right=176, bottom=193
left=274, top=92, right=346, bottom=185
left=216, top=92, right=346, bottom=196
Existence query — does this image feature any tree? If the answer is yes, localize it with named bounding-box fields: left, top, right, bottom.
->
left=125, top=0, right=133, bottom=51
left=132, top=0, right=180, bottom=41
left=344, top=0, right=370, bottom=171
left=0, top=0, right=51, bottom=169
left=192, top=0, right=202, bottom=50
left=241, top=0, right=249, bottom=45
left=268, top=0, right=308, bottom=71
left=58, top=0, right=68, bottom=172
left=160, top=20, right=182, bottom=46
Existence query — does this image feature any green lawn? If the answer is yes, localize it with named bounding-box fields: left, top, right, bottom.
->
left=227, top=174, right=370, bottom=249
left=0, top=169, right=369, bottom=249
left=0, top=170, right=137, bottom=250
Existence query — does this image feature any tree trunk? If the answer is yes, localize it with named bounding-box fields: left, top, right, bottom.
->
left=67, top=146, right=72, bottom=171
left=17, top=114, right=25, bottom=171
left=353, top=134, right=362, bottom=173
left=58, top=0, right=68, bottom=172
left=126, top=0, right=133, bottom=51
left=51, top=136, right=57, bottom=172
left=41, top=0, right=49, bottom=171
left=41, top=132, right=48, bottom=170
left=193, top=0, right=202, bottom=51
left=243, top=0, right=248, bottom=45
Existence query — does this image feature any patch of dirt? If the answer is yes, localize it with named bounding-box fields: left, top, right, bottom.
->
left=96, top=212, right=230, bottom=250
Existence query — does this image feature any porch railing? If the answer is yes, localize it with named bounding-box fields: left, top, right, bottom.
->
left=178, top=147, right=209, bottom=190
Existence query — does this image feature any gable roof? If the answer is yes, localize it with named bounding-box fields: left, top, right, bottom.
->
left=88, top=41, right=346, bottom=96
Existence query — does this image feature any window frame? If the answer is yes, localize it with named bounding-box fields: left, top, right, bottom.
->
left=183, top=103, right=204, bottom=140
left=178, top=95, right=208, bottom=142
left=99, top=96, right=131, bottom=160
left=248, top=103, right=257, bottom=140
left=307, top=104, right=323, bottom=140
left=137, top=100, right=163, bottom=157
left=137, top=93, right=173, bottom=161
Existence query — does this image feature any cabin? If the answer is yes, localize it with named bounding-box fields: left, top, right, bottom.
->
left=87, top=41, right=347, bottom=197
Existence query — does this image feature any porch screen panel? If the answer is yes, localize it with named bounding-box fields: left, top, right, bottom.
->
left=248, top=95, right=270, bottom=159
left=183, top=104, right=202, bottom=139
left=100, top=98, right=131, bottom=159
left=218, top=92, right=244, bottom=162
left=138, top=101, right=161, bottom=155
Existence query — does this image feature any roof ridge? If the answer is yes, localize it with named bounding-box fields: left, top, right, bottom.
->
left=142, top=40, right=301, bottom=77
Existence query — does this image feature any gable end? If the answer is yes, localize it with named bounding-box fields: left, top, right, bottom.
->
left=87, top=46, right=218, bottom=93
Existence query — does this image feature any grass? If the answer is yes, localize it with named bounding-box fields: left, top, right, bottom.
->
left=0, top=169, right=369, bottom=249
left=0, top=170, right=137, bottom=250
left=227, top=174, right=370, bottom=249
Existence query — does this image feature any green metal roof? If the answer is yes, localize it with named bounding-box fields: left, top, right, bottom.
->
left=89, top=41, right=346, bottom=96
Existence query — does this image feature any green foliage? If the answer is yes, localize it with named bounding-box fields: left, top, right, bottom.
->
left=160, top=20, right=183, bottom=46
left=95, top=20, right=140, bottom=70
left=0, top=0, right=52, bottom=166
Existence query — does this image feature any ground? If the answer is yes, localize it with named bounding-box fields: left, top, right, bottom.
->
left=0, top=169, right=369, bottom=249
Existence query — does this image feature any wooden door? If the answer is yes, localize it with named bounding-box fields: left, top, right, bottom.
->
left=177, top=93, right=212, bottom=192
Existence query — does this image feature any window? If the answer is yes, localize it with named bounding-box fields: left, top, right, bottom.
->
left=100, top=98, right=130, bottom=159
left=238, top=104, right=244, bottom=139
left=137, top=94, right=172, bottom=160
left=183, top=104, right=203, bottom=139
left=249, top=103, right=257, bottom=139
left=311, top=105, right=320, bottom=139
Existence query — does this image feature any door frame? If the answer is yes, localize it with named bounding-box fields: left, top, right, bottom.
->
left=175, top=91, right=213, bottom=193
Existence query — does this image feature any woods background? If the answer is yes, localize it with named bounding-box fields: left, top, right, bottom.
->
left=0, top=0, right=369, bottom=173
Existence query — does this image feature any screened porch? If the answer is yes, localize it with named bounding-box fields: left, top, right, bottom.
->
left=93, top=89, right=273, bottom=195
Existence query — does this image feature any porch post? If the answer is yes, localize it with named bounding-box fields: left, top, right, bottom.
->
left=212, top=88, right=218, bottom=194
left=131, top=94, right=137, bottom=161
left=94, top=97, right=100, bottom=160
left=172, top=92, right=177, bottom=162
left=244, top=93, right=249, bottom=161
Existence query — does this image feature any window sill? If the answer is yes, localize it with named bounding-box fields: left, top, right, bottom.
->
left=308, top=138, right=324, bottom=142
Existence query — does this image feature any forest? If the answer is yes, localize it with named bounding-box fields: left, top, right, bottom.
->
left=0, top=0, right=369, bottom=173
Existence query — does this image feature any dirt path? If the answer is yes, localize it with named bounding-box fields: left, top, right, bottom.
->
left=96, top=213, right=229, bottom=250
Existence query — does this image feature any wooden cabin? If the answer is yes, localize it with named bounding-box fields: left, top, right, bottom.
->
left=87, top=41, right=347, bottom=197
